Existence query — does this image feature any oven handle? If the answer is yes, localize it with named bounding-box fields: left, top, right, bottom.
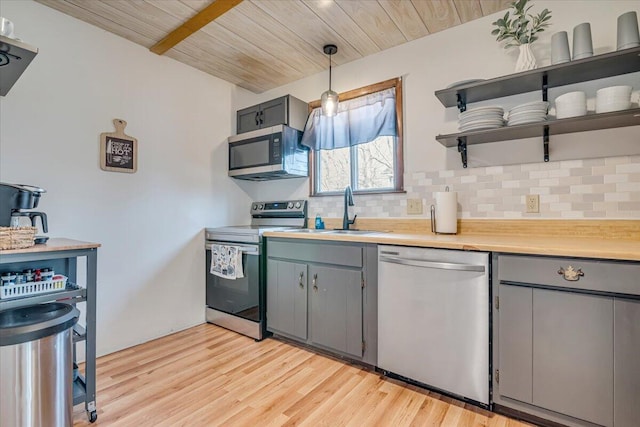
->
left=205, top=243, right=260, bottom=256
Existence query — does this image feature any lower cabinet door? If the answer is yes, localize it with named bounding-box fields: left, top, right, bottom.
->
left=498, top=284, right=533, bottom=404
left=532, top=289, right=614, bottom=427
left=309, top=265, right=362, bottom=358
left=266, top=259, right=307, bottom=340
left=614, top=298, right=640, bottom=427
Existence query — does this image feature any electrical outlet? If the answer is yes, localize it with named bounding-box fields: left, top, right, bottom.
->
left=407, top=198, right=423, bottom=215
left=526, top=194, right=540, bottom=213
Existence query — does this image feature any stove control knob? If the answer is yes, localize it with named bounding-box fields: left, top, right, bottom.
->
left=252, top=204, right=258, bottom=210
left=295, top=201, right=301, bottom=209
left=258, top=204, right=264, bottom=210
left=287, top=202, right=294, bottom=209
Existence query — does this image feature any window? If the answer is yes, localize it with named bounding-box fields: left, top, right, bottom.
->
left=303, top=78, right=403, bottom=195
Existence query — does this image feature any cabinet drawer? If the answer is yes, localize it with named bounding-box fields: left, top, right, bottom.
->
left=267, top=239, right=363, bottom=268
left=498, top=255, right=640, bottom=296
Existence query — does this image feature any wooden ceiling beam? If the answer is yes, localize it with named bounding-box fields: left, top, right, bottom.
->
left=150, top=0, right=243, bottom=55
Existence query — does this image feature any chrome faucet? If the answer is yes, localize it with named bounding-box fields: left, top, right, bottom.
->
left=342, top=185, right=357, bottom=230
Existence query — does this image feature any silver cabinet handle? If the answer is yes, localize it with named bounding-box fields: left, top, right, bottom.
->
left=379, top=255, right=485, bottom=272
left=558, top=266, right=584, bottom=281
left=299, top=271, right=304, bottom=289
left=312, top=273, right=318, bottom=292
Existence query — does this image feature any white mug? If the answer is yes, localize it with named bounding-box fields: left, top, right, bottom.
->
left=0, top=17, right=14, bottom=38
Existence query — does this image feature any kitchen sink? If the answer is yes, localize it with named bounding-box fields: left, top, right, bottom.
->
left=325, top=229, right=381, bottom=235
left=284, top=229, right=383, bottom=235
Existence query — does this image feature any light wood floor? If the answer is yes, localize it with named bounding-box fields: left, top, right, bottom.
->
left=73, top=324, right=532, bottom=427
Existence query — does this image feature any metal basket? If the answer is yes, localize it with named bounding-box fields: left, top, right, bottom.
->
left=0, top=226, right=37, bottom=250
left=0, top=275, right=68, bottom=300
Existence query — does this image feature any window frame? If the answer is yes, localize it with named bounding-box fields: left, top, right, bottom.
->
left=307, top=77, right=404, bottom=197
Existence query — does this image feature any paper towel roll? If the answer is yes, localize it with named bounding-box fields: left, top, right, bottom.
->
left=434, top=191, right=458, bottom=234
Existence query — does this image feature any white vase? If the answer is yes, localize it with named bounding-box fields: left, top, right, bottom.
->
left=515, top=43, right=537, bottom=72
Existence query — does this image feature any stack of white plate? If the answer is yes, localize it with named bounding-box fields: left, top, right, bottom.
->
left=507, top=101, right=549, bottom=126
left=458, top=106, right=504, bottom=132
left=596, top=85, right=632, bottom=113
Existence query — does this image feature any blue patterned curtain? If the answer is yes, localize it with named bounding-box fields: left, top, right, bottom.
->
left=301, top=87, right=397, bottom=151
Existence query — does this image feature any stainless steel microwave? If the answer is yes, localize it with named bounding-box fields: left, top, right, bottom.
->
left=228, top=125, right=309, bottom=181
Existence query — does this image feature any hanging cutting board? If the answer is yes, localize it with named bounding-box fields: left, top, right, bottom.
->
left=100, top=119, right=138, bottom=173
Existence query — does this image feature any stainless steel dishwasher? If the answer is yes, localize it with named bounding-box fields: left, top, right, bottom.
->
left=378, top=245, right=490, bottom=405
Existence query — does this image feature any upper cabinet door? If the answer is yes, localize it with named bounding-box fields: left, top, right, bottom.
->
left=259, top=97, right=288, bottom=129
left=614, top=298, right=640, bottom=427
left=532, top=288, right=614, bottom=427
left=237, top=104, right=261, bottom=134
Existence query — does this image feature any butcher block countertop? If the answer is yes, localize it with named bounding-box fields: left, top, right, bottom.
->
left=0, top=238, right=101, bottom=255
left=264, top=219, right=640, bottom=262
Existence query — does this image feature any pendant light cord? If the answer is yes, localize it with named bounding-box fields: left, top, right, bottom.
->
left=329, top=53, right=332, bottom=91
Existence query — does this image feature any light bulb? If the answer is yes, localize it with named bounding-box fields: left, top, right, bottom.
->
left=321, top=90, right=339, bottom=116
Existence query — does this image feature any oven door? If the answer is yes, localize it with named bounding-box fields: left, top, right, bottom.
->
left=205, top=242, right=262, bottom=322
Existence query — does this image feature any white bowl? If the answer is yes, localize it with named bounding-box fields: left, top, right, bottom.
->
left=556, top=105, right=587, bottom=119
left=596, top=101, right=632, bottom=113
left=596, top=85, right=632, bottom=99
left=555, top=91, right=586, bottom=105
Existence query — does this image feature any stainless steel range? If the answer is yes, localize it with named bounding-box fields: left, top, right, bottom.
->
left=205, top=200, right=307, bottom=340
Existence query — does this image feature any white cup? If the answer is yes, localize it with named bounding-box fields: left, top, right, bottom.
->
left=617, top=11, right=640, bottom=50
left=551, top=31, right=571, bottom=65
left=0, top=17, right=14, bottom=38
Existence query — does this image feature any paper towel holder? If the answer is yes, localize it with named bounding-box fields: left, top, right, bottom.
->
left=430, top=186, right=457, bottom=235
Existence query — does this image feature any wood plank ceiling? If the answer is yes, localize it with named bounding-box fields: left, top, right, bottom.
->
left=35, top=0, right=512, bottom=93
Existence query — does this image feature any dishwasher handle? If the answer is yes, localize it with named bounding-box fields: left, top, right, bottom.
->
left=379, top=255, right=485, bottom=272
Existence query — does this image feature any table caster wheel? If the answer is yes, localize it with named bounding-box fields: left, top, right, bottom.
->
left=88, top=410, right=98, bottom=423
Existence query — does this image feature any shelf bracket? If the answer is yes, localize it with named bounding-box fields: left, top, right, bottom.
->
left=458, top=137, right=468, bottom=168
left=457, top=93, right=467, bottom=112
left=542, top=74, right=548, bottom=102
left=543, top=126, right=550, bottom=162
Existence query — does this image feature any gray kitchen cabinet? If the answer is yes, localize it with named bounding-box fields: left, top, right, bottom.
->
left=532, top=288, right=613, bottom=427
left=309, top=265, right=363, bottom=358
left=266, top=238, right=378, bottom=365
left=494, top=254, right=640, bottom=427
left=614, top=298, right=640, bottom=427
left=266, top=259, right=307, bottom=340
left=236, top=95, right=308, bottom=134
left=497, top=284, right=533, bottom=404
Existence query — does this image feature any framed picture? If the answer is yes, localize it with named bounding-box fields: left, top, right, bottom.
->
left=100, top=119, right=138, bottom=173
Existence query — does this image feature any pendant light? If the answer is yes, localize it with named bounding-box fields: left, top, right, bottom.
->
left=321, top=44, right=339, bottom=117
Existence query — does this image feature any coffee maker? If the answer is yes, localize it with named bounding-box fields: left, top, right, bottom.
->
left=0, top=182, right=49, bottom=243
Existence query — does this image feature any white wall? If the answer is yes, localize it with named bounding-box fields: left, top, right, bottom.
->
left=232, top=1, right=640, bottom=215
left=0, top=0, right=252, bottom=357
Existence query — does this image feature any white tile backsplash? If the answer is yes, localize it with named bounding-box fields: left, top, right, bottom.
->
left=309, top=155, right=640, bottom=219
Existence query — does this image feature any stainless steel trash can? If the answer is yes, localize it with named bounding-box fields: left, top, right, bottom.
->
left=0, top=303, right=79, bottom=427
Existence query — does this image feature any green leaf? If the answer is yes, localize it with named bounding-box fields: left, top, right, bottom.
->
left=491, top=29, right=500, bottom=35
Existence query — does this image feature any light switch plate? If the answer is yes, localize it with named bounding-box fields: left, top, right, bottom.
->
left=526, top=194, right=539, bottom=213
left=407, top=198, right=423, bottom=215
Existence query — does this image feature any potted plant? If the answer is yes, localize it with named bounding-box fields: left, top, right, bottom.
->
left=491, top=0, right=552, bottom=72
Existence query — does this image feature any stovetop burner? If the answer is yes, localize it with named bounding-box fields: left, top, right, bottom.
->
left=206, top=199, right=307, bottom=243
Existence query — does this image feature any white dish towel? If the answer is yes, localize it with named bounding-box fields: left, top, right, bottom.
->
left=210, top=244, right=244, bottom=280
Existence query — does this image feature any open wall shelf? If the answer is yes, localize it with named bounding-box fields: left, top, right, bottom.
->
left=434, top=47, right=640, bottom=167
